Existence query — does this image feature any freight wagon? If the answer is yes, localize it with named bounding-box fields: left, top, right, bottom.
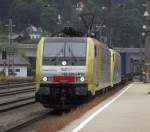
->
left=120, top=52, right=133, bottom=81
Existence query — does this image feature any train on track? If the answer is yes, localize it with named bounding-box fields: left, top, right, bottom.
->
left=35, top=37, right=122, bottom=109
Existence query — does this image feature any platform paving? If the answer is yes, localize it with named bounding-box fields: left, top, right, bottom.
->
left=60, top=82, right=150, bottom=132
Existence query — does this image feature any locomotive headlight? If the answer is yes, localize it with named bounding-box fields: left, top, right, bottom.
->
left=62, top=61, right=67, bottom=66
left=43, top=77, right=48, bottom=82
left=80, top=77, right=85, bottom=82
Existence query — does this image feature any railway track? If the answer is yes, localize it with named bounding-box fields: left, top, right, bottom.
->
left=0, top=81, right=35, bottom=90
left=0, top=80, right=52, bottom=132
left=0, top=87, right=35, bottom=97
left=0, top=80, right=36, bottom=112
left=0, top=80, right=34, bottom=86
left=0, top=80, right=35, bottom=96
left=0, top=103, right=52, bottom=132
left=2, top=112, right=50, bottom=132
left=0, top=96, right=35, bottom=113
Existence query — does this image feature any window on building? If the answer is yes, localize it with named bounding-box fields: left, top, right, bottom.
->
left=15, top=69, right=20, bottom=72
left=8, top=69, right=14, bottom=75
left=9, top=69, right=13, bottom=73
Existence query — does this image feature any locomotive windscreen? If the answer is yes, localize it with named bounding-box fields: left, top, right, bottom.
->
left=43, top=38, right=86, bottom=66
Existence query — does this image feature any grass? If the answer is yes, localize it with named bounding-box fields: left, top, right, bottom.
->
left=39, top=83, right=129, bottom=132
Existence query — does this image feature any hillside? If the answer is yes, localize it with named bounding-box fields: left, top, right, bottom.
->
left=0, top=0, right=145, bottom=47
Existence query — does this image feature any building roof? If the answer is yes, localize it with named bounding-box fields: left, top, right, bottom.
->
left=26, top=25, right=43, bottom=34
left=0, top=53, right=29, bottom=66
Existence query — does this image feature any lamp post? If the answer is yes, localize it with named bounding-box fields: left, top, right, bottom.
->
left=140, top=32, right=146, bottom=81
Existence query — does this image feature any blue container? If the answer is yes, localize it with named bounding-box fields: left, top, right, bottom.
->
left=120, top=52, right=127, bottom=78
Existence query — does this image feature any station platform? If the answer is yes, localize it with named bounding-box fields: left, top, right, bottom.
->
left=60, top=82, right=150, bottom=132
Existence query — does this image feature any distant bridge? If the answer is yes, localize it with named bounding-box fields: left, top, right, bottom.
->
left=18, top=44, right=37, bottom=57
left=18, top=44, right=144, bottom=60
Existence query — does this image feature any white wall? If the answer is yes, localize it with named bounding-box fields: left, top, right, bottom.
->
left=30, top=34, right=40, bottom=39
left=14, top=66, right=27, bottom=77
left=0, top=66, right=27, bottom=77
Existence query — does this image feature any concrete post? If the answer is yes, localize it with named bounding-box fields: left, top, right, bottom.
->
left=144, top=0, right=150, bottom=84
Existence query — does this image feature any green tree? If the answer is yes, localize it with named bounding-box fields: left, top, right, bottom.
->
left=61, top=0, right=74, bottom=26
left=0, top=0, right=146, bottom=47
left=9, top=0, right=44, bottom=31
left=0, top=0, right=13, bottom=22
left=111, top=1, right=144, bottom=47
left=41, top=6, right=59, bottom=32
left=0, top=21, right=3, bottom=33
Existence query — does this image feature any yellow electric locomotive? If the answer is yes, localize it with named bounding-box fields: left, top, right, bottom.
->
left=109, top=49, right=121, bottom=87
left=35, top=37, right=121, bottom=108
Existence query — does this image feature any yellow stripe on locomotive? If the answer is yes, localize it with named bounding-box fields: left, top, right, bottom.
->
left=36, top=37, right=44, bottom=92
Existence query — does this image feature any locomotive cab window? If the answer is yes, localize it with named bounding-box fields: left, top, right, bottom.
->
left=43, top=40, right=87, bottom=66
